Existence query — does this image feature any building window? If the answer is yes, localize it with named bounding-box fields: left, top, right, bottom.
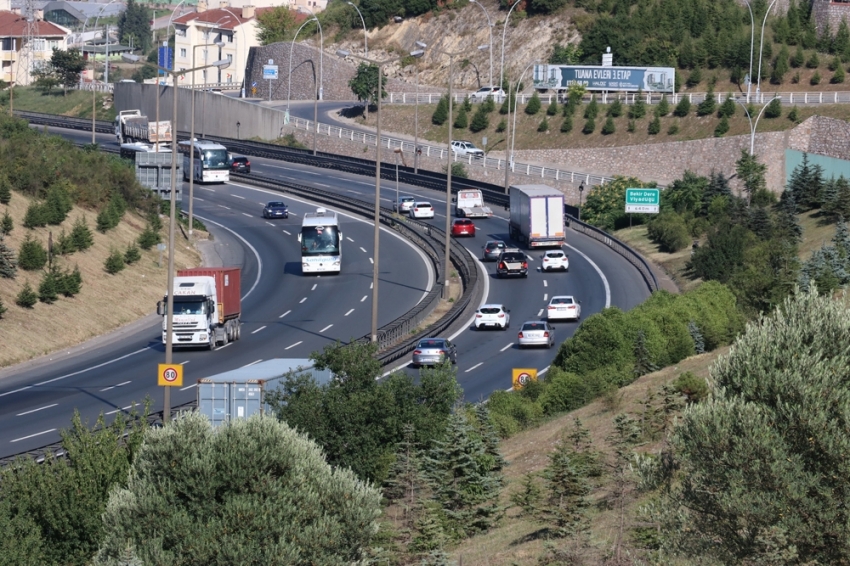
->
left=32, top=39, right=46, bottom=51
left=226, top=34, right=233, bottom=43
left=179, top=48, right=187, bottom=58
left=1, top=38, right=12, bottom=51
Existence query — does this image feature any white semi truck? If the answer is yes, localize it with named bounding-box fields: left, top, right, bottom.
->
left=115, top=109, right=172, bottom=145
left=508, top=184, right=566, bottom=248
left=454, top=189, right=493, bottom=218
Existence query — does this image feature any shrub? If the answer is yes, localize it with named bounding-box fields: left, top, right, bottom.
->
left=525, top=91, right=541, bottom=115
left=38, top=269, right=59, bottom=304
left=629, top=93, right=647, bottom=119
left=717, top=94, right=736, bottom=118
left=833, top=64, right=846, bottom=84
left=806, top=51, right=820, bottom=68
left=59, top=265, right=82, bottom=296
left=486, top=390, right=544, bottom=435
left=655, top=95, right=670, bottom=117
left=788, top=105, right=800, bottom=122
left=647, top=212, right=691, bottom=252
left=647, top=116, right=660, bottom=135
left=124, top=243, right=141, bottom=264
left=601, top=116, right=615, bottom=135
left=764, top=97, right=782, bottom=118
left=560, top=115, right=573, bottom=133
left=138, top=225, right=160, bottom=250
left=450, top=162, right=468, bottom=179
left=495, top=118, right=507, bottom=132
left=677, top=281, right=744, bottom=350
left=16, top=282, right=38, bottom=308
left=584, top=96, right=598, bottom=119
left=70, top=216, right=94, bottom=251
left=582, top=117, right=595, bottom=134
left=546, top=99, right=558, bottom=116
left=811, top=71, right=821, bottom=85
left=469, top=106, right=489, bottom=133
left=481, top=96, right=496, bottom=113
left=554, top=307, right=633, bottom=374
left=714, top=115, right=730, bottom=137
left=673, top=97, right=691, bottom=117
left=540, top=367, right=607, bottom=415
left=686, top=67, right=702, bottom=88
left=696, top=87, right=716, bottom=116
left=1, top=209, right=12, bottom=235
left=608, top=98, right=624, bottom=117
left=538, top=117, right=549, bottom=132
left=22, top=202, right=48, bottom=228
left=668, top=122, right=680, bottom=135
left=671, top=371, right=709, bottom=404
left=18, top=235, right=48, bottom=271
left=104, top=249, right=125, bottom=274
left=453, top=106, right=468, bottom=129
left=0, top=175, right=10, bottom=204
left=630, top=294, right=696, bottom=366
left=432, top=95, right=448, bottom=125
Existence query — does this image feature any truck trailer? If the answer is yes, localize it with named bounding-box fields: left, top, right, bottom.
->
left=115, top=109, right=172, bottom=145
left=454, top=189, right=493, bottom=218
left=157, top=267, right=241, bottom=349
left=508, top=185, right=566, bottom=248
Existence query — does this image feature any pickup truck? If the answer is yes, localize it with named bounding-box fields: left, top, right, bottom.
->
left=495, top=248, right=528, bottom=278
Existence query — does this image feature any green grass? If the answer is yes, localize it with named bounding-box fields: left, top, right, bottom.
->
left=9, top=86, right=116, bottom=122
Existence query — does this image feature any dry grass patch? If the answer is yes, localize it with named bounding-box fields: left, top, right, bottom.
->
left=799, top=208, right=838, bottom=260
left=0, top=191, right=201, bottom=368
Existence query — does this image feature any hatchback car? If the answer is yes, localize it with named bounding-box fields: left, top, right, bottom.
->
left=411, top=338, right=457, bottom=367
left=393, top=196, right=416, bottom=213
left=470, top=86, right=506, bottom=102
left=451, top=140, right=485, bottom=158
left=482, top=240, right=507, bottom=262
left=262, top=201, right=289, bottom=219
left=517, top=321, right=555, bottom=349
left=547, top=296, right=581, bottom=322
left=410, top=202, right=435, bottom=219
left=451, top=218, right=476, bottom=237
left=542, top=249, right=569, bottom=272
left=475, top=304, right=510, bottom=330
left=230, top=156, right=251, bottom=173
left=496, top=249, right=528, bottom=278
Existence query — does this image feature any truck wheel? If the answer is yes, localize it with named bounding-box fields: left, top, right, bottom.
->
left=235, top=323, right=241, bottom=340
left=207, top=335, right=214, bottom=350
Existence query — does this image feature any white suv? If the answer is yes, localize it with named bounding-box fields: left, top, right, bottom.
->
left=451, top=140, right=484, bottom=158
left=474, top=304, right=510, bottom=330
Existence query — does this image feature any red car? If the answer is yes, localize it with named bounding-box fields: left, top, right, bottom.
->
left=451, top=218, right=476, bottom=237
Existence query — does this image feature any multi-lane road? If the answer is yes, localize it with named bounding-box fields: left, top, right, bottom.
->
left=0, top=119, right=650, bottom=459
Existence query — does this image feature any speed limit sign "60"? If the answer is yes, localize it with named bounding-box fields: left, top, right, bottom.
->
left=158, top=363, right=183, bottom=387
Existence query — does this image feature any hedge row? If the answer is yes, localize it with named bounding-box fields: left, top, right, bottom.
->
left=487, top=281, right=743, bottom=437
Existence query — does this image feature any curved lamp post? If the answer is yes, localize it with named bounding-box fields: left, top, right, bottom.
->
left=736, top=96, right=779, bottom=156
left=504, top=59, right=538, bottom=193
left=197, top=16, right=231, bottom=139
left=469, top=0, right=494, bottom=87
left=335, top=46, right=426, bottom=342
left=499, top=0, right=522, bottom=91
left=298, top=6, right=323, bottom=156
left=218, top=7, right=248, bottom=99
left=287, top=16, right=317, bottom=116
left=346, top=1, right=367, bottom=57
left=578, top=180, right=584, bottom=221
left=756, top=0, right=778, bottom=99
left=90, top=0, right=120, bottom=143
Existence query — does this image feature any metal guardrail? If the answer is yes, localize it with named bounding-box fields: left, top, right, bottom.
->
left=566, top=214, right=658, bottom=292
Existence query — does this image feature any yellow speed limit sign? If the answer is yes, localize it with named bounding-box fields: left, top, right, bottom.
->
left=512, top=368, right=537, bottom=390
left=158, top=363, right=183, bottom=387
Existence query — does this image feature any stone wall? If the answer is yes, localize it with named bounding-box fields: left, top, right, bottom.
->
left=812, top=0, right=850, bottom=34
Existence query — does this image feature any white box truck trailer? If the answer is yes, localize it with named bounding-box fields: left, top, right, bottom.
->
left=508, top=184, right=566, bottom=248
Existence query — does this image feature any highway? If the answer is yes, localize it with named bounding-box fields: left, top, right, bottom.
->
left=0, top=121, right=650, bottom=459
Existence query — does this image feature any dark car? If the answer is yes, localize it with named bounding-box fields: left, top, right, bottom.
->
left=496, top=249, right=528, bottom=278
left=230, top=156, right=251, bottom=173
left=262, top=201, right=289, bottom=219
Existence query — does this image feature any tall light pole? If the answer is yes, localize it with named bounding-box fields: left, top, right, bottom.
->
left=743, top=0, right=754, bottom=101
left=218, top=7, right=248, bottom=99
left=123, top=54, right=230, bottom=423
left=157, top=0, right=186, bottom=152
left=287, top=16, right=317, bottom=117
left=299, top=6, right=323, bottom=156
left=756, top=0, right=778, bottom=98
left=577, top=180, right=584, bottom=221
left=736, top=96, right=779, bottom=155
left=414, top=60, right=420, bottom=173
left=90, top=0, right=119, bottom=143
left=504, top=60, right=537, bottom=193
left=346, top=1, right=367, bottom=57
left=189, top=40, right=225, bottom=240
left=500, top=0, right=522, bottom=91
left=336, top=46, right=426, bottom=341
left=198, top=19, right=230, bottom=139
left=470, top=0, right=494, bottom=87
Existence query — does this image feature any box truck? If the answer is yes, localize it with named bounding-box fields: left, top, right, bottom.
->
left=114, top=109, right=172, bottom=145
left=157, top=267, right=241, bottom=349
left=454, top=189, right=493, bottom=218
left=508, top=185, right=566, bottom=248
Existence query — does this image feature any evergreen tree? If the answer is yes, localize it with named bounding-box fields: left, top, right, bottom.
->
left=59, top=265, right=82, bottom=296
left=0, top=175, right=10, bottom=204
left=410, top=502, right=447, bottom=554
left=499, top=88, right=515, bottom=115
left=495, top=118, right=506, bottom=132
left=764, top=97, right=783, bottom=118
left=0, top=234, right=16, bottom=279
left=96, top=208, right=117, bottom=233
left=771, top=45, right=790, bottom=84
left=833, top=62, right=846, bottom=84
left=788, top=105, right=800, bottom=122
left=787, top=153, right=825, bottom=210
left=688, top=320, right=705, bottom=354
left=23, top=202, right=48, bottom=228
left=540, top=436, right=592, bottom=538
left=834, top=217, right=850, bottom=259
left=525, top=91, right=542, bottom=115
left=124, top=243, right=141, bottom=265
left=583, top=95, right=598, bottom=119
left=791, top=45, right=805, bottom=68
left=835, top=19, right=850, bottom=60
left=702, top=171, right=733, bottom=214
left=432, top=95, right=449, bottom=125
left=384, top=423, right=429, bottom=535
left=806, top=51, right=820, bottom=68
left=668, top=122, right=680, bottom=135
left=104, top=249, right=125, bottom=274
left=469, top=106, right=489, bottom=133
left=714, top=115, right=730, bottom=137
left=137, top=224, right=160, bottom=250
left=70, top=216, right=94, bottom=251
left=55, top=229, right=75, bottom=255
left=560, top=115, right=573, bottom=133
left=546, top=98, right=558, bottom=116
left=0, top=295, right=5, bottom=318
left=673, top=96, right=691, bottom=117
left=749, top=206, right=774, bottom=240
left=627, top=119, right=636, bottom=132
left=16, top=282, right=37, bottom=308
left=655, top=94, right=670, bottom=117
left=601, top=116, right=615, bottom=135
left=582, top=117, right=596, bottom=134
left=461, top=95, right=472, bottom=113
left=481, top=95, right=496, bottom=113
left=686, top=67, right=703, bottom=88
left=474, top=405, right=507, bottom=473
left=696, top=86, right=716, bottom=116
left=453, top=106, right=468, bottom=129
left=633, top=330, right=659, bottom=378
left=18, top=235, right=47, bottom=271
left=629, top=90, right=647, bottom=119
left=718, top=93, right=736, bottom=118
left=811, top=71, right=822, bottom=85
left=821, top=177, right=840, bottom=214
left=647, top=116, right=661, bottom=135
left=44, top=182, right=73, bottom=225
left=737, top=150, right=768, bottom=203
left=38, top=269, right=59, bottom=304
left=537, top=116, right=550, bottom=132
left=1, top=209, right=12, bottom=235
left=776, top=189, right=804, bottom=243
left=832, top=177, right=850, bottom=219
left=608, top=98, right=624, bottom=117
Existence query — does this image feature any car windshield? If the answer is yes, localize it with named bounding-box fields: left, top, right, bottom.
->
left=300, top=226, right=340, bottom=256
left=418, top=339, right=446, bottom=349
left=547, top=252, right=564, bottom=258
left=480, top=307, right=501, bottom=315
left=401, top=197, right=414, bottom=202
left=455, top=220, right=471, bottom=225
left=487, top=242, right=505, bottom=250
left=503, top=253, right=524, bottom=261
left=168, top=299, right=206, bottom=315
left=551, top=297, right=574, bottom=305
left=415, top=203, right=431, bottom=208
left=522, top=322, right=546, bottom=331
left=267, top=202, right=286, bottom=208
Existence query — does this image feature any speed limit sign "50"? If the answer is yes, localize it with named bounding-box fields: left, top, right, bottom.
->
left=158, top=363, right=183, bottom=387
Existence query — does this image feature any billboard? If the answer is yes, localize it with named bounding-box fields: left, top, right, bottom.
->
left=157, top=46, right=173, bottom=75
left=533, top=64, right=675, bottom=93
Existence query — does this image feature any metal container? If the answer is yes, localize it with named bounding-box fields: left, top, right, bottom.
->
left=197, top=359, right=334, bottom=426
left=135, top=152, right=182, bottom=201
left=177, top=267, right=241, bottom=321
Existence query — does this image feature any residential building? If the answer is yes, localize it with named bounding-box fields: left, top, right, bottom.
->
left=0, top=8, right=71, bottom=85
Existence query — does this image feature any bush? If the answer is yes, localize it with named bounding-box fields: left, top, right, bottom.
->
left=453, top=106, right=468, bottom=129
left=560, top=115, right=573, bottom=133
left=38, top=269, right=59, bottom=304
left=833, top=64, right=846, bottom=84
left=686, top=67, right=702, bottom=88
left=469, top=106, right=489, bottom=133
left=647, top=212, right=691, bottom=252
left=668, top=122, right=680, bottom=135
left=696, top=88, right=716, bottom=116
left=677, top=281, right=744, bottom=350
left=18, top=235, right=48, bottom=271
left=554, top=307, right=634, bottom=374
left=449, top=161, right=467, bottom=179
left=546, top=99, right=558, bottom=116
left=138, top=225, right=160, bottom=250
left=538, top=116, right=549, bottom=132
left=525, top=91, right=541, bottom=115
left=22, top=202, right=48, bottom=228
left=673, top=97, right=691, bottom=117
left=584, top=96, right=598, bottom=119
left=608, top=98, right=624, bottom=117
left=0, top=175, right=10, bottom=204
left=714, top=115, right=730, bottom=137
left=59, top=265, right=82, bottom=296
left=1, top=209, right=12, bottom=235
left=16, top=282, right=38, bottom=308
left=647, top=116, right=660, bottom=135
left=124, top=243, right=141, bottom=264
left=655, top=94, right=670, bottom=117
left=104, top=249, right=125, bottom=274
left=70, top=216, right=94, bottom=251
left=788, top=105, right=800, bottom=122
left=671, top=371, right=709, bottom=404
left=432, top=95, right=448, bottom=125
left=629, top=93, right=647, bottom=119
left=806, top=51, right=820, bottom=68
left=764, top=97, right=782, bottom=118
left=539, top=367, right=607, bottom=415
left=495, top=118, right=507, bottom=132
left=811, top=71, right=822, bottom=85
left=601, top=116, right=615, bottom=135
left=486, top=390, right=544, bottom=435
left=717, top=94, right=736, bottom=118
left=582, top=117, right=595, bottom=134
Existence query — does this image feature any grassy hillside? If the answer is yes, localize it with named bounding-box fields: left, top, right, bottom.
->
left=7, top=87, right=116, bottom=122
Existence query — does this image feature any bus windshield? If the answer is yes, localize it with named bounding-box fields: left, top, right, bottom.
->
left=202, top=149, right=229, bottom=169
left=301, top=226, right=340, bottom=256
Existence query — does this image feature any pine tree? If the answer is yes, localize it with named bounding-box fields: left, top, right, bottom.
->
left=453, top=106, right=468, bottom=129
left=499, top=88, right=515, bottom=115
left=583, top=95, right=598, bottom=119
left=60, top=265, right=82, bottom=296
left=718, top=93, right=736, bottom=118
left=22, top=202, right=48, bottom=228
left=0, top=295, right=6, bottom=318
left=1, top=209, right=12, bottom=235
left=608, top=98, right=624, bottom=117
left=647, top=116, right=661, bottom=135
left=432, top=95, right=449, bottom=125
left=44, top=182, right=73, bottom=226
left=0, top=234, right=16, bottom=279
left=629, top=90, right=646, bottom=119
left=655, top=94, right=670, bottom=117
left=791, top=45, right=805, bottom=68
left=510, top=473, right=543, bottom=517
left=811, top=71, right=822, bottom=85
left=787, top=153, right=824, bottom=210
left=124, top=243, right=141, bottom=265
left=776, top=189, right=803, bottom=243
left=833, top=218, right=850, bottom=259
left=56, top=229, right=76, bottom=255
left=137, top=224, right=160, bottom=250
left=481, top=95, right=496, bottom=113
left=748, top=206, right=774, bottom=240
left=832, top=177, right=850, bottom=219
left=410, top=503, right=448, bottom=554
left=495, top=118, right=506, bottom=133
left=771, top=45, right=790, bottom=84
left=16, top=282, right=38, bottom=308
left=474, top=405, right=507, bottom=473
left=96, top=208, right=117, bottom=233
left=673, top=96, right=691, bottom=117
left=806, top=51, right=820, bottom=68
left=560, top=115, right=573, bottom=133
left=384, top=424, right=429, bottom=531
left=0, top=175, right=10, bottom=205
left=38, top=269, right=59, bottom=304
left=788, top=105, right=800, bottom=122
left=627, top=119, right=636, bottom=132
left=714, top=115, right=730, bottom=137
left=461, top=95, right=472, bottom=113
left=833, top=62, right=846, bottom=84
left=582, top=117, right=596, bottom=134
left=469, top=106, right=489, bottom=133
left=104, top=249, right=125, bottom=274
left=633, top=330, right=659, bottom=378
left=70, top=216, right=94, bottom=251
left=18, top=235, right=48, bottom=271
left=546, top=98, right=558, bottom=116
left=686, top=67, right=703, bottom=88
left=668, top=122, right=680, bottom=135
left=601, top=116, right=615, bottom=135
left=821, top=178, right=840, bottom=214
left=525, top=91, right=541, bottom=115
left=697, top=86, right=716, bottom=116
left=764, top=97, right=782, bottom=118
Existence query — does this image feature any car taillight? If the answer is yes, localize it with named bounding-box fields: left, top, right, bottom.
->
left=498, top=314, right=504, bottom=318
left=475, top=314, right=482, bottom=318
left=544, top=258, right=550, bottom=261
left=522, top=262, right=528, bottom=268
left=246, top=161, right=250, bottom=165
left=499, top=262, right=506, bottom=269
left=518, top=332, right=523, bottom=338
left=413, top=350, right=421, bottom=355
left=548, top=306, right=556, bottom=309
left=544, top=332, right=550, bottom=337
left=439, top=350, right=447, bottom=356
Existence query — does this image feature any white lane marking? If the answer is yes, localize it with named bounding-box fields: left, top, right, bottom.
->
left=251, top=326, right=267, bottom=334
left=526, top=256, right=534, bottom=262
left=180, top=361, right=189, bottom=365
left=279, top=310, right=291, bottom=318
left=242, top=213, right=252, bottom=217
left=218, top=205, right=231, bottom=209
left=283, top=230, right=291, bottom=235
left=217, top=342, right=233, bottom=350
left=289, top=212, right=298, bottom=216
left=299, top=297, right=307, bottom=303
left=543, top=280, right=548, bottom=287
left=194, top=197, right=205, bottom=201
left=319, top=324, right=333, bottom=333
left=266, top=222, right=275, bottom=226
left=302, top=171, right=320, bottom=176
left=11, top=428, right=57, bottom=442
left=285, top=341, right=302, bottom=350
left=317, top=183, right=331, bottom=188
left=244, top=360, right=263, bottom=367
left=0, top=347, right=150, bottom=397
left=380, top=197, right=392, bottom=202
left=232, top=194, right=245, bottom=199
left=180, top=383, right=197, bottom=391
left=117, top=380, right=131, bottom=386
left=311, top=283, right=317, bottom=290
left=465, top=362, right=483, bottom=373
left=544, top=293, right=548, bottom=301
left=565, top=243, right=612, bottom=308
left=344, top=308, right=354, bottom=316
left=369, top=257, right=374, bottom=264
left=200, top=187, right=216, bottom=192
left=347, top=189, right=360, bottom=194
left=360, top=246, right=367, bottom=252
left=370, top=282, right=373, bottom=289
left=106, top=405, right=134, bottom=416
left=361, top=295, right=368, bottom=302
left=538, top=309, right=544, bottom=317
left=346, top=237, right=354, bottom=242
left=194, top=214, right=263, bottom=302
left=16, top=403, right=58, bottom=417
left=500, top=343, right=513, bottom=352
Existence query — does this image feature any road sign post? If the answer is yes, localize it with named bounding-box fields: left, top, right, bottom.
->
left=512, top=368, right=538, bottom=390
left=262, top=60, right=278, bottom=103
left=624, top=188, right=660, bottom=214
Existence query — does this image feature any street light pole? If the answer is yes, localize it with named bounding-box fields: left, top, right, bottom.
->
left=287, top=17, right=317, bottom=116
left=299, top=6, right=323, bottom=156
left=218, top=8, right=248, bottom=99
left=743, top=0, right=754, bottom=101
left=470, top=0, right=494, bottom=87
left=414, top=62, right=420, bottom=173
left=578, top=180, right=585, bottom=221
left=500, top=0, right=522, bottom=91
left=505, top=60, right=537, bottom=194
left=346, top=1, right=367, bottom=57
left=91, top=0, right=119, bottom=144
left=756, top=0, right=778, bottom=99
left=736, top=96, right=779, bottom=155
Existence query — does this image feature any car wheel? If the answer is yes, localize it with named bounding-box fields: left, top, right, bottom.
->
left=522, top=273, right=528, bottom=278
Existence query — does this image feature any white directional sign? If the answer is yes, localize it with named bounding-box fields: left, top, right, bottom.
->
left=262, top=65, right=279, bottom=80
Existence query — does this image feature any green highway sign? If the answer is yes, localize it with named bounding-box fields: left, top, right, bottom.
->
left=625, top=188, right=660, bottom=214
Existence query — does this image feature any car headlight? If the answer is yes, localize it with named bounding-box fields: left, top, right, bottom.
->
left=200, top=334, right=208, bottom=340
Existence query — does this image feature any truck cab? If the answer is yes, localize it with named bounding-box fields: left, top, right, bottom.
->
left=454, top=189, right=493, bottom=218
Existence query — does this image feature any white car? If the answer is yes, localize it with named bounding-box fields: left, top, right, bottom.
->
left=393, top=196, right=416, bottom=213
left=542, top=249, right=569, bottom=272
left=547, top=296, right=581, bottom=321
left=451, top=140, right=484, bottom=158
left=518, top=321, right=555, bottom=349
left=410, top=202, right=435, bottom=219
left=474, top=304, right=510, bottom=330
left=470, top=86, right=506, bottom=102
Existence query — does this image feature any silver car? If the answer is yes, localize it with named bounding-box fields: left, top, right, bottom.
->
left=517, top=321, right=555, bottom=349
left=482, top=240, right=507, bottom=262
left=393, top=196, right=416, bottom=213
left=412, top=337, right=457, bottom=367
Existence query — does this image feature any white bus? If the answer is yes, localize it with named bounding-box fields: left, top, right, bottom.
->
left=177, top=139, right=230, bottom=184
left=298, top=208, right=341, bottom=274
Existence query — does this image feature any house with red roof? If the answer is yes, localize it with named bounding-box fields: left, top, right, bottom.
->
left=0, top=8, right=70, bottom=85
